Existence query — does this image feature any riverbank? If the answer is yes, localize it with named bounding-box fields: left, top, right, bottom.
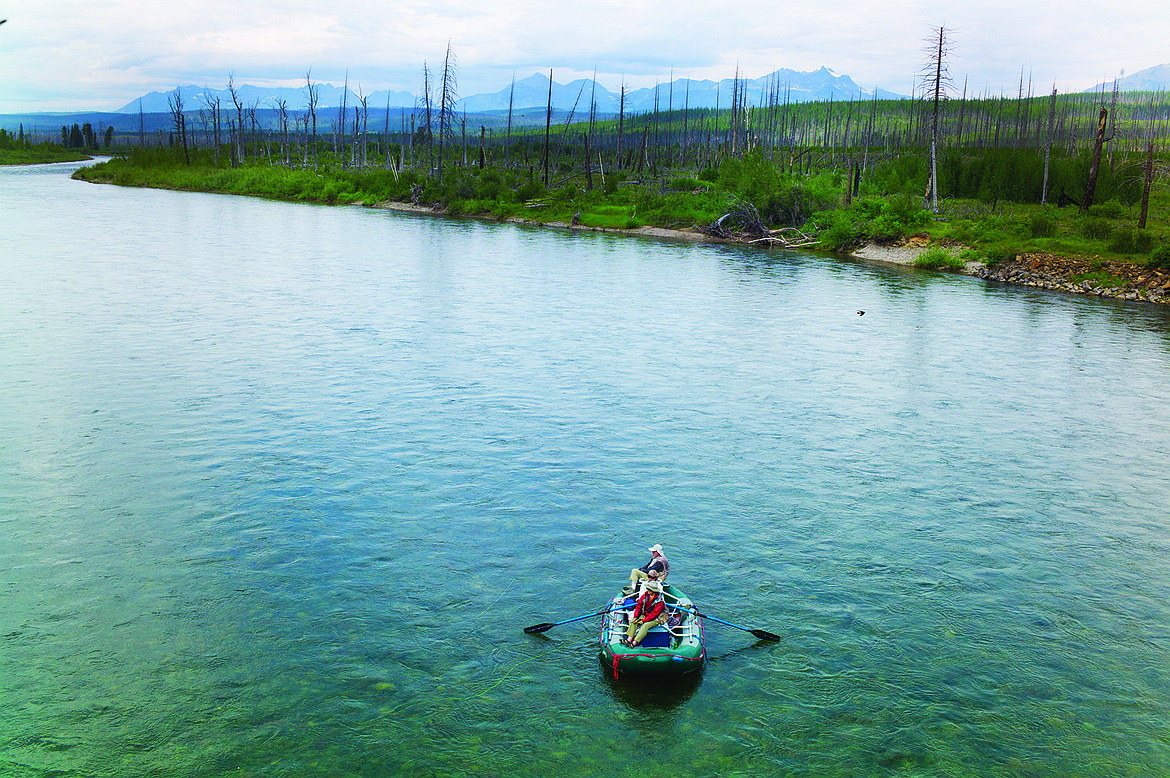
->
left=70, top=153, right=1168, bottom=307
left=0, top=148, right=93, bottom=166
left=849, top=237, right=1170, bottom=305
left=378, top=200, right=1170, bottom=306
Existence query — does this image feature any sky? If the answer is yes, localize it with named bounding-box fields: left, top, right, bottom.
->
left=1, top=0, right=1168, bottom=113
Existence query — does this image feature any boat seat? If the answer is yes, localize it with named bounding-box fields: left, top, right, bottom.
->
left=637, top=630, right=673, bottom=648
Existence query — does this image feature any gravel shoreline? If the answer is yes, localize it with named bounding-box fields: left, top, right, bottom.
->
left=849, top=240, right=1170, bottom=305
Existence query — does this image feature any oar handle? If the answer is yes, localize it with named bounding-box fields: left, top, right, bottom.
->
left=523, top=605, right=616, bottom=634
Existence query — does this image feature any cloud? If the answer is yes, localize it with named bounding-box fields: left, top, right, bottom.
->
left=1, top=0, right=1167, bottom=112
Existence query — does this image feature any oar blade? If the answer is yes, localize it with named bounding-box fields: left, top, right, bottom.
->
left=690, top=610, right=782, bottom=642
left=523, top=622, right=556, bottom=634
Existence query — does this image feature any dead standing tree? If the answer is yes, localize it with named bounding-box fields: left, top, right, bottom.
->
left=305, top=70, right=320, bottom=170
left=167, top=87, right=190, bottom=165
left=1076, top=98, right=1113, bottom=212
left=227, top=74, right=245, bottom=167
left=273, top=98, right=290, bottom=165
left=418, top=62, right=435, bottom=175
left=437, top=42, right=458, bottom=182
left=357, top=90, right=370, bottom=168
left=920, top=25, right=954, bottom=213
left=543, top=69, right=553, bottom=185
left=1041, top=86, right=1057, bottom=204
left=198, top=89, right=222, bottom=166
left=336, top=71, right=349, bottom=166
left=505, top=73, right=516, bottom=167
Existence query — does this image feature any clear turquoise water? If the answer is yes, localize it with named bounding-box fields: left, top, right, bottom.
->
left=3, top=162, right=1170, bottom=777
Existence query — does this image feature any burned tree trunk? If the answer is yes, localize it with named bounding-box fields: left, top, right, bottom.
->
left=1080, top=105, right=1110, bottom=212
left=543, top=69, right=552, bottom=185
left=1139, top=139, right=1154, bottom=230
left=1041, top=86, right=1057, bottom=204
left=167, top=88, right=190, bottom=165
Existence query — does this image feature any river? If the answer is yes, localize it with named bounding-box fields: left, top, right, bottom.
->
left=3, top=161, right=1170, bottom=777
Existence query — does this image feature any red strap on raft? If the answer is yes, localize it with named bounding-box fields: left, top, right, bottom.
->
left=613, top=653, right=621, bottom=680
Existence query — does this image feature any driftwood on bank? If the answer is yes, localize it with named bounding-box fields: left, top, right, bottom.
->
left=703, top=201, right=818, bottom=248
left=749, top=227, right=819, bottom=248
left=704, top=201, right=768, bottom=239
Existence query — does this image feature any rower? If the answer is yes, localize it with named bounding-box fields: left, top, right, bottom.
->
left=625, top=543, right=669, bottom=596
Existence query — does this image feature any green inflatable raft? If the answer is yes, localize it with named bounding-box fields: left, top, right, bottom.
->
left=599, top=583, right=705, bottom=679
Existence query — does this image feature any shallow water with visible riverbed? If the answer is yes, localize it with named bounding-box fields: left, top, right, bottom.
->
left=3, top=161, right=1170, bottom=777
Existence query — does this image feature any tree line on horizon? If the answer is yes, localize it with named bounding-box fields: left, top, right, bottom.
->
left=30, top=39, right=1170, bottom=217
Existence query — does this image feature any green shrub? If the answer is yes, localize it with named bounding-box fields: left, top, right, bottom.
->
left=764, top=179, right=839, bottom=227
left=603, top=171, right=626, bottom=196
left=1107, top=227, right=1155, bottom=255
left=1146, top=244, right=1170, bottom=270
left=667, top=176, right=702, bottom=191
left=1028, top=208, right=1058, bottom=238
left=983, top=244, right=1022, bottom=265
left=553, top=183, right=582, bottom=204
left=1080, top=216, right=1113, bottom=241
left=849, top=197, right=885, bottom=221
left=1087, top=200, right=1127, bottom=219
left=868, top=193, right=931, bottom=239
left=476, top=169, right=507, bottom=201
left=869, top=155, right=927, bottom=197
left=817, top=210, right=861, bottom=251
left=718, top=154, right=837, bottom=227
left=697, top=167, right=719, bottom=183
left=515, top=179, right=546, bottom=203
left=914, top=247, right=965, bottom=270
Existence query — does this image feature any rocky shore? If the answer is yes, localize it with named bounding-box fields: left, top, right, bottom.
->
left=852, top=239, right=1170, bottom=306
left=972, top=254, right=1170, bottom=304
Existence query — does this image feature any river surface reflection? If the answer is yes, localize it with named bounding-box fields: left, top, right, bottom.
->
left=2, top=161, right=1170, bottom=777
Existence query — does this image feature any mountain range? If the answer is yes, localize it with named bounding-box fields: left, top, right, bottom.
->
left=1085, top=63, right=1170, bottom=94
left=7, top=64, right=1166, bottom=135
left=117, top=66, right=905, bottom=116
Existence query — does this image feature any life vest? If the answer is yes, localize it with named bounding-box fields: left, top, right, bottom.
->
left=642, top=553, right=669, bottom=579
left=633, top=591, right=665, bottom=622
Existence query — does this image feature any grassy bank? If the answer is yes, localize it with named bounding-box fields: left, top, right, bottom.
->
left=0, top=146, right=93, bottom=165
left=1, top=128, right=95, bottom=165
left=72, top=144, right=1170, bottom=278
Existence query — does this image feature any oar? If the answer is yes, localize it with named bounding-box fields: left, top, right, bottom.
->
left=523, top=606, right=615, bottom=635
left=683, top=609, right=782, bottom=641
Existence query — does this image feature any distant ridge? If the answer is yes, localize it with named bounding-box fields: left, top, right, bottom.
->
left=1084, top=64, right=1170, bottom=94
left=117, top=83, right=416, bottom=114
left=116, top=67, right=906, bottom=116
left=457, top=67, right=904, bottom=113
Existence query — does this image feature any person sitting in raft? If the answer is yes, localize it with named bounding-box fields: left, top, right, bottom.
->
left=625, top=543, right=669, bottom=595
left=622, top=581, right=667, bottom=647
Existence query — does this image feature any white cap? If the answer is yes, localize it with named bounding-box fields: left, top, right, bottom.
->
left=648, top=544, right=663, bottom=554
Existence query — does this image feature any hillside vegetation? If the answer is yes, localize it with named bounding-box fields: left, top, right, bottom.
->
left=67, top=79, right=1170, bottom=293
